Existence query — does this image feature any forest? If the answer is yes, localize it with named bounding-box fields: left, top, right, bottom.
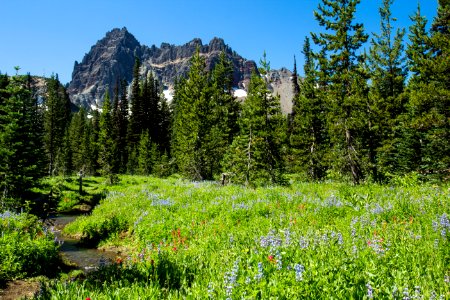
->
left=0, top=0, right=449, bottom=298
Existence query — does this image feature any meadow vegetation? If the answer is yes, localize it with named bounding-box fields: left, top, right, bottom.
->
left=33, top=175, right=449, bottom=299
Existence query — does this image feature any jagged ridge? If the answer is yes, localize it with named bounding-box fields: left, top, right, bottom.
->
left=68, top=27, right=258, bottom=108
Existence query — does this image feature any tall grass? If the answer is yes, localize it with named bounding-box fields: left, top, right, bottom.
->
left=39, top=176, right=449, bottom=299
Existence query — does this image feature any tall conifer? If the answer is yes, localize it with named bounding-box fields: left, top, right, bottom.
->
left=312, top=0, right=369, bottom=184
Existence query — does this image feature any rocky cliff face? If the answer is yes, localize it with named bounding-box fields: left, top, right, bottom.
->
left=68, top=27, right=259, bottom=108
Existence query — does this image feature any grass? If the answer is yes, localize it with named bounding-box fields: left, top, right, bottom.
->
left=30, top=176, right=450, bottom=298
left=0, top=212, right=60, bottom=287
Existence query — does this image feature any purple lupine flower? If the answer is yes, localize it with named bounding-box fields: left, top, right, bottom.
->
left=299, top=236, right=309, bottom=249
left=366, top=283, right=374, bottom=299
left=294, top=264, right=305, bottom=281
left=275, top=250, right=282, bottom=270
left=207, top=282, right=214, bottom=298
left=255, top=262, right=264, bottom=282
left=403, top=287, right=410, bottom=300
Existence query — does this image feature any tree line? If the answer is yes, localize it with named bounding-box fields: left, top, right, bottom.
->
left=0, top=0, right=448, bottom=210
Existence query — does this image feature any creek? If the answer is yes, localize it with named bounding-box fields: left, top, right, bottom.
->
left=48, top=214, right=118, bottom=271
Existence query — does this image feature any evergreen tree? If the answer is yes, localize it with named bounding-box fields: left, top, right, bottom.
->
left=292, top=55, right=300, bottom=99
left=0, top=74, right=45, bottom=209
left=98, top=91, right=116, bottom=183
left=137, top=131, right=159, bottom=175
left=171, top=48, right=211, bottom=179
left=111, top=79, right=121, bottom=174
left=43, top=75, right=71, bottom=176
left=203, top=52, right=240, bottom=179
left=68, top=108, right=88, bottom=173
left=87, top=110, right=100, bottom=175
left=404, top=1, right=450, bottom=179
left=289, top=37, right=328, bottom=180
left=117, top=79, right=129, bottom=173
left=312, top=0, right=369, bottom=184
left=223, top=53, right=286, bottom=186
left=368, top=0, right=407, bottom=181
left=158, top=96, right=172, bottom=155
left=128, top=57, right=143, bottom=146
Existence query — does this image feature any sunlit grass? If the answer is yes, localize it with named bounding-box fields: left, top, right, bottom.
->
left=36, top=176, right=450, bottom=299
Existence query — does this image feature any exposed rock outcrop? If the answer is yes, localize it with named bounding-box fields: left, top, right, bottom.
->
left=68, top=28, right=258, bottom=108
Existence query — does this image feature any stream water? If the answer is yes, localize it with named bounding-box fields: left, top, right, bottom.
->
left=48, top=214, right=118, bottom=271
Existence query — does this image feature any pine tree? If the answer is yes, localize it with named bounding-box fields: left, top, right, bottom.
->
left=368, top=0, right=407, bottom=181
left=137, top=131, right=158, bottom=175
left=68, top=108, right=88, bottom=174
left=43, top=75, right=71, bottom=176
left=158, top=96, right=172, bottom=155
left=404, top=1, right=450, bottom=179
left=128, top=57, right=143, bottom=146
left=171, top=48, right=211, bottom=179
left=203, top=52, right=240, bottom=179
left=98, top=91, right=116, bottom=183
left=0, top=74, right=46, bottom=209
left=292, top=55, right=300, bottom=99
left=223, top=53, right=286, bottom=186
left=117, top=79, right=129, bottom=173
left=289, top=37, right=328, bottom=180
left=312, top=0, right=369, bottom=184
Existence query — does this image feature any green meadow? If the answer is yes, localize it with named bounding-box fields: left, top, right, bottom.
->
left=23, top=176, right=448, bottom=299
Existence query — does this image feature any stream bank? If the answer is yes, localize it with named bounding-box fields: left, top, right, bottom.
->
left=48, top=214, right=119, bottom=272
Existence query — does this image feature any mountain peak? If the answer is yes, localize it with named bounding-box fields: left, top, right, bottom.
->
left=68, top=29, right=258, bottom=108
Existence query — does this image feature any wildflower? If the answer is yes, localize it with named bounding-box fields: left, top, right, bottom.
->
left=299, top=236, right=309, bottom=249
left=392, top=286, right=398, bottom=298
left=337, top=232, right=344, bottom=245
left=284, top=229, right=292, bottom=246
left=207, top=282, right=214, bottom=298
left=275, top=250, right=282, bottom=270
left=366, top=283, right=374, bottom=299
left=432, top=220, right=439, bottom=232
left=414, top=286, right=422, bottom=299
left=294, top=264, right=304, bottom=281
left=403, top=287, right=410, bottom=300
left=254, top=262, right=264, bottom=282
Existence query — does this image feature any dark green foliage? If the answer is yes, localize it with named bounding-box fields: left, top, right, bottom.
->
left=128, top=57, right=144, bottom=146
left=171, top=50, right=243, bottom=180
left=312, top=0, right=369, bottom=184
left=407, top=0, right=450, bottom=179
left=115, top=79, right=129, bottom=173
left=171, top=48, right=211, bottom=180
left=43, top=75, right=71, bottom=176
left=137, top=131, right=159, bottom=175
left=384, top=2, right=450, bottom=181
left=367, top=0, right=407, bottom=181
left=98, top=91, right=116, bottom=183
left=291, top=55, right=300, bottom=99
left=203, top=52, right=240, bottom=179
left=223, top=53, right=286, bottom=186
left=0, top=74, right=46, bottom=209
left=0, top=213, right=60, bottom=284
left=68, top=108, right=89, bottom=174
left=289, top=37, right=328, bottom=180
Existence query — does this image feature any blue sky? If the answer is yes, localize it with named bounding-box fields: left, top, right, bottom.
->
left=0, top=0, right=438, bottom=84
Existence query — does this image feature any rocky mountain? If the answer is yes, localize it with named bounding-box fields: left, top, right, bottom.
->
left=68, top=27, right=294, bottom=114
